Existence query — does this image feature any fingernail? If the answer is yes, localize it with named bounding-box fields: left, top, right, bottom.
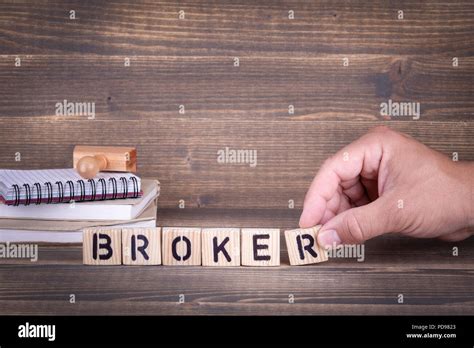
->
left=318, top=229, right=341, bottom=248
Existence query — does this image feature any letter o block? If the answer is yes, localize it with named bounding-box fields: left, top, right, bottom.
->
left=162, top=227, right=201, bottom=266
left=83, top=228, right=122, bottom=265
left=202, top=228, right=240, bottom=267
left=284, top=226, right=328, bottom=265
left=241, top=228, right=280, bottom=266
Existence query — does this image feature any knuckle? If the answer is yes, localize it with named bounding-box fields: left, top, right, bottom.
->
left=320, top=156, right=335, bottom=171
left=370, top=125, right=392, bottom=134
left=344, top=210, right=366, bottom=243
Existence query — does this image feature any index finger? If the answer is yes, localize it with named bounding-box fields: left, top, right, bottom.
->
left=299, top=129, right=386, bottom=228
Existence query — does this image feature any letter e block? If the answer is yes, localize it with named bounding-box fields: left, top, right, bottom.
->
left=202, top=228, right=240, bottom=266
left=285, top=226, right=328, bottom=265
left=83, top=228, right=122, bottom=265
left=162, top=227, right=201, bottom=265
left=122, top=228, right=162, bottom=265
left=241, top=228, right=280, bottom=266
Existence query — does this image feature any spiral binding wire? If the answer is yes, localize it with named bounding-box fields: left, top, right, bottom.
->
left=34, top=182, right=42, bottom=205
left=12, top=184, right=20, bottom=206
left=23, top=183, right=31, bottom=206
left=77, top=179, right=85, bottom=201
left=56, top=181, right=64, bottom=203
left=10, top=176, right=140, bottom=205
left=109, top=177, right=118, bottom=199
left=88, top=179, right=96, bottom=201
left=66, top=180, right=75, bottom=202
left=45, top=182, right=53, bottom=204
left=131, top=176, right=139, bottom=198
left=98, top=178, right=107, bottom=200
left=120, top=177, right=128, bottom=198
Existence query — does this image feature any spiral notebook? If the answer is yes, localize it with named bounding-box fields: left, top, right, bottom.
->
left=0, top=168, right=142, bottom=206
left=0, top=179, right=158, bottom=221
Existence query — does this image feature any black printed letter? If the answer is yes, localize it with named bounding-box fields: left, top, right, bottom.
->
left=213, top=236, right=231, bottom=262
left=172, top=236, right=191, bottom=261
left=131, top=234, right=149, bottom=261
left=93, top=233, right=113, bottom=260
left=296, top=234, right=318, bottom=260
left=253, top=234, right=270, bottom=261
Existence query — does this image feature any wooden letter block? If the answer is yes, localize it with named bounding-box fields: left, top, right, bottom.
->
left=83, top=228, right=122, bottom=265
left=284, top=226, right=328, bottom=265
left=202, top=228, right=240, bottom=267
left=162, top=227, right=201, bottom=266
left=122, top=228, right=162, bottom=265
left=241, top=228, right=280, bottom=266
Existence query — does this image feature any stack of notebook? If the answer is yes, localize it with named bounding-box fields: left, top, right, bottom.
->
left=0, top=169, right=160, bottom=243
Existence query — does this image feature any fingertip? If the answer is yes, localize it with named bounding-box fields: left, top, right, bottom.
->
left=298, top=209, right=314, bottom=228
left=317, top=229, right=342, bottom=249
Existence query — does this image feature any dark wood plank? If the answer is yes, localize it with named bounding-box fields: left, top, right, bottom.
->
left=1, top=55, right=473, bottom=121
left=1, top=0, right=473, bottom=56
left=0, top=208, right=472, bottom=315
left=0, top=119, right=471, bottom=208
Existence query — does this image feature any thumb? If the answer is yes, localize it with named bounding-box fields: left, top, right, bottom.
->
left=317, top=198, right=393, bottom=248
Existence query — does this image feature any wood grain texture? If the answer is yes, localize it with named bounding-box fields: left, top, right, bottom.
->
left=0, top=1, right=473, bottom=315
left=162, top=227, right=201, bottom=265
left=0, top=0, right=473, bottom=56
left=83, top=227, right=122, bottom=265
left=0, top=55, right=473, bottom=121
left=241, top=228, right=280, bottom=266
left=1, top=209, right=473, bottom=315
left=202, top=228, right=240, bottom=267
left=0, top=1, right=473, bottom=210
left=285, top=226, right=328, bottom=265
left=122, top=227, right=161, bottom=265
left=0, top=119, right=471, bottom=209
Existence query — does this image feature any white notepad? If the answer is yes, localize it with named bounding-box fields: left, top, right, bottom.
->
left=0, top=168, right=141, bottom=205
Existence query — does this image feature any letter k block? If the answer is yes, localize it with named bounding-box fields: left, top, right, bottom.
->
left=202, top=228, right=240, bottom=266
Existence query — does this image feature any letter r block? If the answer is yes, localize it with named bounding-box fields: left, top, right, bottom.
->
left=162, top=227, right=201, bottom=266
left=202, top=228, right=240, bottom=266
left=122, top=228, right=162, bottom=265
left=83, top=228, right=122, bottom=265
left=284, top=226, right=328, bottom=265
left=241, top=228, right=280, bottom=266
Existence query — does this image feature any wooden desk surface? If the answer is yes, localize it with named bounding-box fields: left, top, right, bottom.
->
left=1, top=208, right=473, bottom=315
left=0, top=1, right=473, bottom=315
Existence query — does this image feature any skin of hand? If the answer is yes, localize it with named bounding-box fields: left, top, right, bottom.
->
left=299, top=126, right=474, bottom=248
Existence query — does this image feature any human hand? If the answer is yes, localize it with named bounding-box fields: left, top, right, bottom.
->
left=299, top=126, right=473, bottom=248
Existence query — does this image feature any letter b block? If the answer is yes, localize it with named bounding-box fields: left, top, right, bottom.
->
left=122, top=228, right=162, bottom=265
left=284, top=226, right=328, bottom=265
left=162, top=227, right=201, bottom=265
left=241, top=228, right=280, bottom=266
left=202, top=228, right=240, bottom=266
left=83, top=228, right=122, bottom=265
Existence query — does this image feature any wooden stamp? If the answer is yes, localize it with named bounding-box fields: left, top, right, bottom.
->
left=284, top=226, right=328, bottom=265
left=83, top=228, right=122, bottom=265
left=73, top=145, right=137, bottom=179
left=122, top=227, right=161, bottom=265
left=202, top=228, right=240, bottom=267
left=241, top=228, right=280, bottom=266
left=162, top=227, right=202, bottom=266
